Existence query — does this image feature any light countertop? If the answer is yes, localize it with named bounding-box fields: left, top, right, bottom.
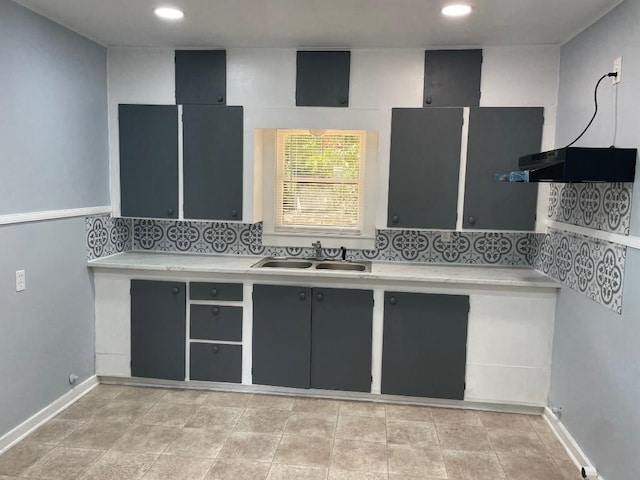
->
left=88, top=252, right=559, bottom=290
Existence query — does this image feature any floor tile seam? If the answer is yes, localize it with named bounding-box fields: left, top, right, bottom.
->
left=325, top=400, right=341, bottom=480
left=384, top=402, right=391, bottom=480
left=19, top=445, right=103, bottom=480
left=268, top=401, right=295, bottom=476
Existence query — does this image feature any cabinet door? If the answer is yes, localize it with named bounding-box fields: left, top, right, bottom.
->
left=190, top=305, right=242, bottom=342
left=175, top=50, right=226, bottom=105
left=463, top=107, right=543, bottom=230
left=424, top=49, right=482, bottom=107
left=388, top=108, right=463, bottom=229
left=296, top=51, right=350, bottom=107
left=119, top=105, right=178, bottom=219
left=382, top=292, right=468, bottom=399
left=190, top=343, right=241, bottom=383
left=311, top=288, right=373, bottom=392
left=131, top=280, right=185, bottom=381
left=252, top=285, right=311, bottom=388
left=183, top=105, right=243, bottom=221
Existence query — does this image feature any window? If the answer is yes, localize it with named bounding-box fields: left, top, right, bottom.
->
left=276, top=129, right=364, bottom=233
left=259, top=127, right=377, bottom=250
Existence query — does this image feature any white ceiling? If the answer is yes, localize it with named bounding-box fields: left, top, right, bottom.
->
left=14, top=0, right=623, bottom=48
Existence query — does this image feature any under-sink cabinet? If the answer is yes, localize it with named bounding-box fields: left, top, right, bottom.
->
left=252, top=284, right=374, bottom=392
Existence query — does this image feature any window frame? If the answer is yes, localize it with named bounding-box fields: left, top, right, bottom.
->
left=259, top=128, right=378, bottom=250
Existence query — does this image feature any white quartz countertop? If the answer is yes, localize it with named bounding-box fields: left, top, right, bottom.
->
left=88, top=252, right=559, bottom=290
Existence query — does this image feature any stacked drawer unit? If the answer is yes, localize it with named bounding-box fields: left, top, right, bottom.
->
left=188, top=282, right=243, bottom=383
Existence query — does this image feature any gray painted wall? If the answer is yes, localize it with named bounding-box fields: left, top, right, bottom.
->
left=0, top=218, right=96, bottom=436
left=0, top=0, right=107, bottom=439
left=0, top=0, right=109, bottom=215
left=552, top=1, right=640, bottom=479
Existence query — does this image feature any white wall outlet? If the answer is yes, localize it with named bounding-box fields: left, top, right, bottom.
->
left=612, top=57, right=622, bottom=84
left=16, top=270, right=26, bottom=292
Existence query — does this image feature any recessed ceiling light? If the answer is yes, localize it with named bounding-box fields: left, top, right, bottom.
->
left=154, top=7, right=185, bottom=20
left=441, top=4, right=473, bottom=17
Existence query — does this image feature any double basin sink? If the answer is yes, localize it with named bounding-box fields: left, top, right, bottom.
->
left=252, top=257, right=371, bottom=272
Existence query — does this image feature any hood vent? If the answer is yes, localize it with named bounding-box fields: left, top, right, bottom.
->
left=495, top=147, right=637, bottom=183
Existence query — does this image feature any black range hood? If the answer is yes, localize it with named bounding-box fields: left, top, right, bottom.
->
left=495, top=147, right=637, bottom=183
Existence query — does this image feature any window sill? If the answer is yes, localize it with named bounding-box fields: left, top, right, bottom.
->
left=262, top=231, right=376, bottom=250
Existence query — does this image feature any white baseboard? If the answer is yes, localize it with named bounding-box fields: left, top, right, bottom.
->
left=0, top=376, right=99, bottom=454
left=543, top=407, right=607, bottom=480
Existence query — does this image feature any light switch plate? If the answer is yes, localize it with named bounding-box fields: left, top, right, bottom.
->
left=16, top=270, right=26, bottom=292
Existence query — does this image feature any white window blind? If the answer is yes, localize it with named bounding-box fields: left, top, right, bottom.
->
left=276, top=129, right=365, bottom=232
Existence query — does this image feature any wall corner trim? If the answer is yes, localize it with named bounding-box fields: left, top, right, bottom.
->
left=0, top=206, right=112, bottom=226
left=543, top=407, right=607, bottom=480
left=545, top=219, right=640, bottom=250
left=0, top=375, right=99, bottom=454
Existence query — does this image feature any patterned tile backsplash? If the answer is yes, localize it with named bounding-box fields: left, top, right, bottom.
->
left=131, top=219, right=534, bottom=266
left=86, top=215, right=132, bottom=260
left=548, top=182, right=633, bottom=235
left=531, top=228, right=626, bottom=314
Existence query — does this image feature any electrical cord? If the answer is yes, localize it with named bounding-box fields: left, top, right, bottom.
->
left=564, top=72, right=618, bottom=148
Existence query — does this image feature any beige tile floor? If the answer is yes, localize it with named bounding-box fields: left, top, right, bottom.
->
left=0, top=385, right=582, bottom=480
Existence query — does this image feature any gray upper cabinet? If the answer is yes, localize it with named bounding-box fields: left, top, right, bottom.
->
left=463, top=107, right=543, bottom=231
left=296, top=51, right=350, bottom=107
left=388, top=108, right=463, bottom=229
left=424, top=49, right=482, bottom=107
left=183, top=105, right=243, bottom=221
left=175, top=50, right=226, bottom=105
left=119, top=104, right=178, bottom=219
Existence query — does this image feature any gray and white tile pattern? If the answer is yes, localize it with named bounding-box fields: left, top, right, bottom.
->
left=531, top=228, right=626, bottom=314
left=548, top=183, right=633, bottom=235
left=130, top=219, right=533, bottom=266
left=86, top=216, right=133, bottom=260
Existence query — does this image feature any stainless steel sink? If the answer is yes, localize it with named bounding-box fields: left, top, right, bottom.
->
left=315, top=262, right=368, bottom=272
left=252, top=258, right=313, bottom=269
left=251, top=257, right=370, bottom=272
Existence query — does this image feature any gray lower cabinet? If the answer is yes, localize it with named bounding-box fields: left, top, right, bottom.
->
left=252, top=285, right=312, bottom=389
left=119, top=105, right=179, bottom=219
left=190, top=343, right=241, bottom=383
left=183, top=105, right=243, bottom=221
left=130, top=280, right=186, bottom=381
left=252, top=285, right=373, bottom=392
left=463, top=107, right=543, bottom=231
left=388, top=108, right=463, bottom=229
left=382, top=292, right=469, bottom=400
left=190, top=305, right=242, bottom=342
left=311, top=288, right=373, bottom=392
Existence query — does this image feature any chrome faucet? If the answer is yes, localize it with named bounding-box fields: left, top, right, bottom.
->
left=312, top=241, right=323, bottom=260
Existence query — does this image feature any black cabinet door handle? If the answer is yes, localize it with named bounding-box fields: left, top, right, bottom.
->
left=211, top=307, right=220, bottom=316
left=231, top=209, right=238, bottom=218
left=299, top=292, right=307, bottom=301
left=167, top=208, right=175, bottom=216
left=210, top=288, right=218, bottom=297
left=468, top=216, right=476, bottom=225
left=172, top=287, right=180, bottom=295
left=217, top=95, right=224, bottom=103
left=425, top=96, right=433, bottom=105
left=391, top=215, right=399, bottom=224
left=389, top=296, right=397, bottom=305
left=316, top=292, right=324, bottom=302
left=339, top=97, right=347, bottom=105
left=212, top=345, right=220, bottom=354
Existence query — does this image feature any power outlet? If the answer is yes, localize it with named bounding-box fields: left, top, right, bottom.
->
left=16, top=270, right=26, bottom=292
left=612, top=56, right=622, bottom=84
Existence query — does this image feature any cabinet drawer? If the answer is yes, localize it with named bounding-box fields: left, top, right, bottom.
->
left=190, top=282, right=243, bottom=301
left=190, top=343, right=241, bottom=383
left=190, top=305, right=242, bottom=341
